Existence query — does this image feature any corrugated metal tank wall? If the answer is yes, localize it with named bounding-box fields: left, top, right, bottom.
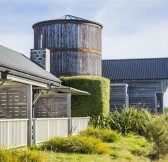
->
left=33, top=17, right=102, bottom=77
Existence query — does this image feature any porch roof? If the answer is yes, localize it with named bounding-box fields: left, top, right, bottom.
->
left=53, top=85, right=91, bottom=95
left=0, top=45, right=61, bottom=86
left=0, top=45, right=90, bottom=95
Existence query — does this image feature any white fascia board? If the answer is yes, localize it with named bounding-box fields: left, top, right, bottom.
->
left=53, top=86, right=91, bottom=95
left=110, top=83, right=128, bottom=87
left=7, top=74, right=48, bottom=88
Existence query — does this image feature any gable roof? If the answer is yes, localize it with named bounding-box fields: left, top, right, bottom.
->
left=102, top=58, right=168, bottom=81
left=0, top=45, right=61, bottom=85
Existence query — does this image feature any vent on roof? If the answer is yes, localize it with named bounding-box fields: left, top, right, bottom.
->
left=58, top=15, right=89, bottom=21
left=38, top=34, right=43, bottom=49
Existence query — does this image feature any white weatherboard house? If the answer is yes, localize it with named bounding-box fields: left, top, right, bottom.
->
left=0, top=45, right=90, bottom=148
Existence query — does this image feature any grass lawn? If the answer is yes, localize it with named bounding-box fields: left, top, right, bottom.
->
left=43, top=134, right=164, bottom=162
left=2, top=133, right=167, bottom=162
left=45, top=152, right=112, bottom=162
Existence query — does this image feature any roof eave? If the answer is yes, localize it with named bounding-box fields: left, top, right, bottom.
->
left=0, top=66, right=61, bottom=86
left=53, top=86, right=91, bottom=95
left=6, top=74, right=49, bottom=88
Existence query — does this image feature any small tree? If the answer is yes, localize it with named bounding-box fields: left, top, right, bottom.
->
left=146, top=115, right=168, bottom=159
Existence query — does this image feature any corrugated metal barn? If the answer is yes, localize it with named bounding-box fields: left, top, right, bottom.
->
left=102, top=58, right=168, bottom=113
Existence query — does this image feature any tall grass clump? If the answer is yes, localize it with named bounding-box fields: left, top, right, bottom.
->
left=90, top=107, right=151, bottom=135
left=90, top=115, right=111, bottom=129
left=18, top=149, right=46, bottom=162
left=146, top=115, right=168, bottom=159
left=80, top=126, right=121, bottom=142
left=0, top=149, right=18, bottom=162
left=41, top=135, right=110, bottom=154
left=0, top=149, right=45, bottom=162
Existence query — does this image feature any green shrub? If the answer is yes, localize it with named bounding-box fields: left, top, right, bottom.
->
left=60, top=76, right=110, bottom=117
left=164, top=107, right=168, bottom=114
left=90, top=107, right=152, bottom=135
left=41, top=135, right=110, bottom=154
left=80, top=126, right=121, bottom=142
left=29, top=145, right=41, bottom=151
left=146, top=115, right=168, bottom=159
left=90, top=115, right=111, bottom=129
left=110, top=107, right=151, bottom=135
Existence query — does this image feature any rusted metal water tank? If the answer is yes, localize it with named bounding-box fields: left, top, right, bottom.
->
left=32, top=15, right=103, bottom=77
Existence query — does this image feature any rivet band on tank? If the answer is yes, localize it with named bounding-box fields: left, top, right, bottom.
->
left=50, top=48, right=101, bottom=55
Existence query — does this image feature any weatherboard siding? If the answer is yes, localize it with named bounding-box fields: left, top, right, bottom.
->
left=111, top=80, right=163, bottom=113
left=110, top=84, right=128, bottom=111
left=128, top=80, right=162, bottom=112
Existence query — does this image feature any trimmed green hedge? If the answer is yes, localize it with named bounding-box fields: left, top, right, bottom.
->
left=60, top=76, right=110, bottom=117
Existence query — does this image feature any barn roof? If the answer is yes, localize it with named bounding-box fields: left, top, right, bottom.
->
left=102, top=58, right=168, bottom=81
left=0, top=45, right=61, bottom=85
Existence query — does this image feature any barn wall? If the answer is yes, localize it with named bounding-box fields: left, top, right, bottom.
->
left=111, top=80, right=163, bottom=113
left=128, top=80, right=162, bottom=113
left=110, top=84, right=128, bottom=111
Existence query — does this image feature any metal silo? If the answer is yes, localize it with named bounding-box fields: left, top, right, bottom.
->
left=32, top=15, right=103, bottom=77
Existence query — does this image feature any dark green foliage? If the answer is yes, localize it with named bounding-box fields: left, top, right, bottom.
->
left=29, top=145, right=41, bottom=151
left=41, top=135, right=110, bottom=154
left=90, top=115, right=111, bottom=129
left=80, top=126, right=121, bottom=142
left=90, top=107, right=151, bottom=135
left=146, top=115, right=168, bottom=159
left=60, top=76, right=110, bottom=117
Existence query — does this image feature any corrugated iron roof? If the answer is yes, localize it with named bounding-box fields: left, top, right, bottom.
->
left=0, top=45, right=61, bottom=84
left=102, top=58, right=168, bottom=80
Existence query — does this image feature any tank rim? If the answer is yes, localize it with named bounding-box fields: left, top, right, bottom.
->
left=32, top=19, right=103, bottom=29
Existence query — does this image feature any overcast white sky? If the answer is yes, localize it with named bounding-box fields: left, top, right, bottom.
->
left=1, top=0, right=168, bottom=106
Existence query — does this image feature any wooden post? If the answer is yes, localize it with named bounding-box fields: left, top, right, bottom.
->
left=67, top=93, right=71, bottom=135
left=33, top=119, right=37, bottom=145
left=162, top=93, right=164, bottom=113
left=125, top=84, right=129, bottom=108
left=27, top=85, right=32, bottom=146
